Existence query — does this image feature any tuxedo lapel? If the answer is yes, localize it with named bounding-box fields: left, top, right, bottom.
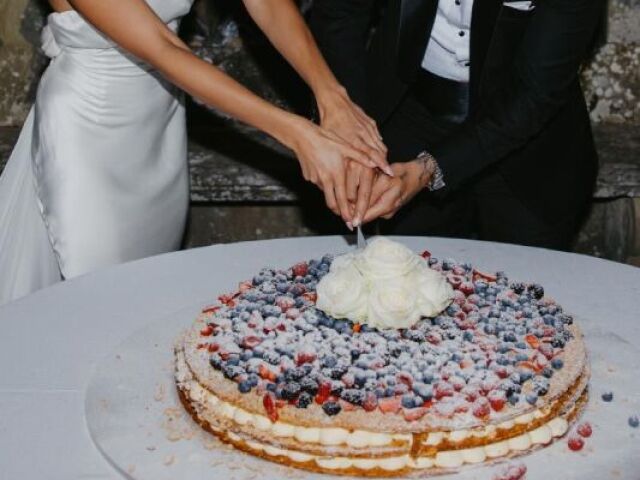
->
left=469, top=0, right=503, bottom=91
left=396, top=0, right=438, bottom=82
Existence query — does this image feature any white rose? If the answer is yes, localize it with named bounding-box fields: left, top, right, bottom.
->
left=366, top=280, right=422, bottom=330
left=414, top=262, right=454, bottom=317
left=356, top=237, right=420, bottom=280
left=316, top=263, right=368, bottom=321
left=329, top=252, right=357, bottom=273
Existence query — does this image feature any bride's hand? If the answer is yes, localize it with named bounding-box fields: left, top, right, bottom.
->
left=316, top=87, right=392, bottom=177
left=290, top=119, right=375, bottom=224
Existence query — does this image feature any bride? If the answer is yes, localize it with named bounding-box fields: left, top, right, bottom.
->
left=0, top=0, right=388, bottom=305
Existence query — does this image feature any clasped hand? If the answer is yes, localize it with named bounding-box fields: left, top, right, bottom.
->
left=291, top=87, right=430, bottom=227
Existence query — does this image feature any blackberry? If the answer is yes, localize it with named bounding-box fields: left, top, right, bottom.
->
left=510, top=282, right=525, bottom=294
left=551, top=336, right=566, bottom=348
left=328, top=364, right=349, bottom=380
left=527, top=284, right=545, bottom=300
left=341, top=389, right=366, bottom=406
left=284, top=367, right=306, bottom=382
left=559, top=314, right=574, bottom=325
left=281, top=382, right=301, bottom=400
left=296, top=392, right=313, bottom=409
left=300, top=377, right=319, bottom=395
left=263, top=350, right=281, bottom=366
left=322, top=401, right=342, bottom=416
left=330, top=383, right=344, bottom=397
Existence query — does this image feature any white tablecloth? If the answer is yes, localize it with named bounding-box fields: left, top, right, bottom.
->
left=1, top=236, right=639, bottom=480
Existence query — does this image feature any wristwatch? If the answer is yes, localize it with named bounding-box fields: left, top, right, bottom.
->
left=417, top=151, right=446, bottom=191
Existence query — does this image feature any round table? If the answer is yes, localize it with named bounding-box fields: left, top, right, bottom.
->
left=1, top=236, right=639, bottom=479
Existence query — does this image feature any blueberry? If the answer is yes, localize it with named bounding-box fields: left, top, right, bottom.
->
left=296, top=392, right=313, bottom=409
left=318, top=315, right=335, bottom=329
left=334, top=320, right=351, bottom=334
left=263, top=351, right=281, bottom=365
left=519, top=370, right=533, bottom=382
left=222, top=365, right=243, bottom=380
left=281, top=382, right=301, bottom=400
left=525, top=393, right=538, bottom=405
left=484, top=325, right=496, bottom=335
left=275, top=282, right=289, bottom=294
left=601, top=391, right=614, bottom=402
left=209, top=355, right=222, bottom=370
left=442, top=259, right=456, bottom=271
left=551, top=358, right=564, bottom=370
left=226, top=354, right=241, bottom=366
left=238, top=380, right=252, bottom=393
left=551, top=336, right=566, bottom=348
left=354, top=371, right=368, bottom=387
left=322, top=401, right=342, bottom=416
left=328, top=364, right=349, bottom=380
left=629, top=415, right=639, bottom=428
left=401, top=394, right=418, bottom=409
left=266, top=383, right=277, bottom=393
left=463, top=331, right=474, bottom=342
left=413, top=383, right=433, bottom=401
left=428, top=257, right=438, bottom=266
left=508, top=394, right=520, bottom=405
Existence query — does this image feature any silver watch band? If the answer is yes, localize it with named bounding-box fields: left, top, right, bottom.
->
left=417, top=151, right=446, bottom=191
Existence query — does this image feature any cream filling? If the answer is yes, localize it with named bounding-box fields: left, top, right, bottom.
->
left=222, top=414, right=568, bottom=472
left=177, top=350, right=569, bottom=459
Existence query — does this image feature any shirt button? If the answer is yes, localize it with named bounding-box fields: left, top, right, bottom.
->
left=455, top=0, right=461, bottom=4
left=458, top=31, right=465, bottom=37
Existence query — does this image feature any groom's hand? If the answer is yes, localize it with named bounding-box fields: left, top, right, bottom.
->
left=346, top=161, right=377, bottom=227
left=361, top=159, right=434, bottom=224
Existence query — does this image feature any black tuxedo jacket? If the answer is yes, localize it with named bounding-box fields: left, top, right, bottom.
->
left=310, top=0, right=603, bottom=222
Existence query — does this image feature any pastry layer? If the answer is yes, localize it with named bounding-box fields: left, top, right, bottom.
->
left=178, top=383, right=588, bottom=477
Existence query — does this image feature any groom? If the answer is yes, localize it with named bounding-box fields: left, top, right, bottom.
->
left=310, top=0, right=603, bottom=249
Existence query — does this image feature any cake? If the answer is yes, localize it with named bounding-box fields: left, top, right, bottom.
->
left=175, top=238, right=589, bottom=476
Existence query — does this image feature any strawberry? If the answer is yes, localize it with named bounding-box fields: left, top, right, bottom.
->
left=200, top=325, right=214, bottom=336
left=218, top=293, right=237, bottom=305
left=396, top=371, right=414, bottom=388
left=525, top=334, right=540, bottom=349
left=238, top=280, right=253, bottom=292
left=207, top=342, right=220, bottom=353
left=473, top=269, right=497, bottom=282
left=567, top=435, right=584, bottom=451
left=447, top=274, right=464, bottom=289
left=378, top=397, right=401, bottom=414
left=295, top=350, right=317, bottom=366
left=577, top=422, right=592, bottom=438
left=292, top=262, right=308, bottom=278
left=241, top=336, right=262, bottom=349
left=434, top=382, right=454, bottom=400
left=403, top=407, right=427, bottom=421
left=263, top=393, right=279, bottom=422
left=302, top=292, right=317, bottom=303
left=202, top=305, right=221, bottom=314
left=315, top=381, right=331, bottom=404
left=258, top=364, right=277, bottom=382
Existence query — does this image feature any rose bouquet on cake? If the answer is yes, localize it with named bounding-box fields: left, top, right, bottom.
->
left=315, top=237, right=454, bottom=329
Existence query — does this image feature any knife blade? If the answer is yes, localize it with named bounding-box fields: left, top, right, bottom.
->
left=357, top=226, right=367, bottom=249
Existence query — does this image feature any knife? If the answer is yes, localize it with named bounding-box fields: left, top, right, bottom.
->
left=357, top=225, right=367, bottom=249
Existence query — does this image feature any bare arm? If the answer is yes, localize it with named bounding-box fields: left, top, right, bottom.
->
left=243, top=0, right=389, bottom=173
left=65, top=0, right=374, bottom=223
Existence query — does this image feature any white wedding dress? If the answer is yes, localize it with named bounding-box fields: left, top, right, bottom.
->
left=0, top=0, right=194, bottom=305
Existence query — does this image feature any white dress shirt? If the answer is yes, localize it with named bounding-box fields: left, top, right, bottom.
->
left=422, top=0, right=534, bottom=83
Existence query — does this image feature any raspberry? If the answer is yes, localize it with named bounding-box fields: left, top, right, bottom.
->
left=488, top=391, right=506, bottom=411
left=421, top=250, right=431, bottom=259
left=275, top=296, right=295, bottom=312
left=459, top=281, right=475, bottom=295
left=241, top=335, right=262, bottom=349
left=362, top=391, right=378, bottom=412
left=292, top=262, right=309, bottom=278
left=577, top=422, right=592, bottom=438
left=567, top=435, right=584, bottom=451
left=472, top=398, right=491, bottom=418
left=200, top=325, right=214, bottom=336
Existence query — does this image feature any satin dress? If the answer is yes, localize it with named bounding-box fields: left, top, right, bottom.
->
left=0, top=0, right=194, bottom=305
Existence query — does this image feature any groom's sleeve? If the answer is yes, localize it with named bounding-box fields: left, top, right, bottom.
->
left=308, top=0, right=376, bottom=107
left=432, top=0, right=603, bottom=190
